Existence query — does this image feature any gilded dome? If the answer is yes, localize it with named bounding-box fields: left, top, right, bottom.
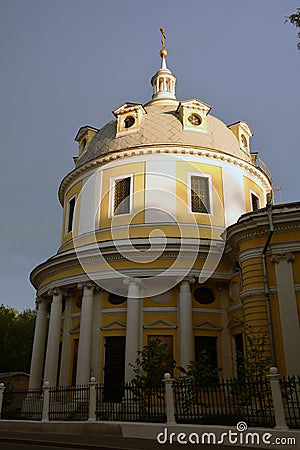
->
left=75, top=102, right=251, bottom=169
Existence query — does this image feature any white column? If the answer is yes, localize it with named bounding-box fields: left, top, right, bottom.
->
left=59, top=297, right=72, bottom=386
left=28, top=298, right=49, bottom=390
left=91, top=289, right=102, bottom=380
left=271, top=253, right=300, bottom=375
left=124, top=278, right=142, bottom=382
left=76, top=282, right=95, bottom=385
left=43, top=289, right=65, bottom=386
left=178, top=277, right=195, bottom=370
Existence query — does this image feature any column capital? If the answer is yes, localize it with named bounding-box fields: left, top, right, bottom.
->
left=77, top=281, right=98, bottom=291
left=270, top=253, right=295, bottom=264
left=180, top=276, right=195, bottom=286
left=123, top=277, right=144, bottom=288
left=47, top=287, right=68, bottom=298
left=35, top=297, right=50, bottom=309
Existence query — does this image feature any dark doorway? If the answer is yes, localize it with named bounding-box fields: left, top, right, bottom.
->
left=103, top=336, right=126, bottom=402
left=194, top=336, right=218, bottom=369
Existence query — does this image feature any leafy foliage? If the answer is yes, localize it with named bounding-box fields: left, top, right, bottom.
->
left=286, top=8, right=300, bottom=50
left=130, top=338, right=176, bottom=387
left=0, top=304, right=37, bottom=373
left=178, top=350, right=221, bottom=384
left=237, top=325, right=272, bottom=380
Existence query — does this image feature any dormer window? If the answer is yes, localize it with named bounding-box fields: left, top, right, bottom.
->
left=113, top=103, right=146, bottom=138
left=228, top=121, right=252, bottom=153
left=74, top=126, right=98, bottom=157
left=177, top=99, right=211, bottom=133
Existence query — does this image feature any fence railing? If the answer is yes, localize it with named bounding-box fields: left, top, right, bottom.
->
left=173, top=377, right=274, bottom=427
left=0, top=368, right=299, bottom=429
left=281, top=376, right=300, bottom=429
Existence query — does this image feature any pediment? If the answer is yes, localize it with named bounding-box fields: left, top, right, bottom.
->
left=144, top=319, right=177, bottom=329
left=193, top=320, right=222, bottom=331
left=227, top=317, right=243, bottom=330
left=113, top=102, right=146, bottom=117
left=101, top=320, right=126, bottom=331
left=177, top=98, right=211, bottom=115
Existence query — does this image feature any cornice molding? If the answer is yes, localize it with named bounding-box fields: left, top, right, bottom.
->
left=58, top=145, right=271, bottom=205
left=227, top=208, right=300, bottom=252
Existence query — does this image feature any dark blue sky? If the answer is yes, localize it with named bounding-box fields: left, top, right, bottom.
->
left=0, top=0, right=299, bottom=310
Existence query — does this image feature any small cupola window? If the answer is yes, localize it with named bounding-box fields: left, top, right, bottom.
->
left=124, top=116, right=135, bottom=128
left=188, top=114, right=202, bottom=126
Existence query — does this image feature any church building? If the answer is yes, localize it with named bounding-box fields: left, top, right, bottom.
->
left=28, top=33, right=300, bottom=391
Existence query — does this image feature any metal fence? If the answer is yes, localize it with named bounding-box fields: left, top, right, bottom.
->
left=2, top=388, right=43, bottom=420
left=281, top=376, right=300, bottom=429
left=173, top=377, right=275, bottom=428
left=1, top=372, right=300, bottom=428
left=49, top=384, right=90, bottom=421
left=95, top=383, right=166, bottom=422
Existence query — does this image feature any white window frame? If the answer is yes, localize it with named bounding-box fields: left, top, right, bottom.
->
left=65, top=195, right=76, bottom=235
left=109, top=173, right=134, bottom=217
left=187, top=172, right=213, bottom=215
left=250, top=190, right=260, bottom=211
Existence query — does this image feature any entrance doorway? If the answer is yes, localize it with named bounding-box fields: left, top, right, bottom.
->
left=103, top=336, right=126, bottom=402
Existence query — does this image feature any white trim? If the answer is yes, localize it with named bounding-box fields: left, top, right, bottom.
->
left=109, top=173, right=134, bottom=218
left=187, top=172, right=213, bottom=215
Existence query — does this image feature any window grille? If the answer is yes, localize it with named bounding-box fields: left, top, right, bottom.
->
left=114, top=177, right=131, bottom=215
left=191, top=176, right=210, bottom=213
left=67, top=197, right=75, bottom=233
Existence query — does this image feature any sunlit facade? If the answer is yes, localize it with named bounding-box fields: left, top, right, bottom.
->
left=28, top=39, right=300, bottom=392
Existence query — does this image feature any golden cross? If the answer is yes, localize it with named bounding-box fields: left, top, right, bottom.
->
left=160, top=27, right=166, bottom=51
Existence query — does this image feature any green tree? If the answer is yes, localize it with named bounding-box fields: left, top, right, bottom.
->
left=129, top=338, right=176, bottom=421
left=238, top=325, right=272, bottom=380
left=178, top=350, right=221, bottom=384
left=286, top=8, right=300, bottom=50
left=130, top=338, right=176, bottom=387
left=0, top=304, right=37, bottom=373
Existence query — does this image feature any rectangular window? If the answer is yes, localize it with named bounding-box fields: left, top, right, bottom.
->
left=251, top=192, right=260, bottom=211
left=190, top=175, right=211, bottom=214
left=67, top=197, right=76, bottom=233
left=113, top=176, right=131, bottom=215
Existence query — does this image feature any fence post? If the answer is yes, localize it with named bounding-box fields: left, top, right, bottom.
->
left=42, top=381, right=50, bottom=422
left=0, top=383, right=5, bottom=419
left=163, top=373, right=176, bottom=424
left=88, top=377, right=97, bottom=421
left=267, top=367, right=288, bottom=430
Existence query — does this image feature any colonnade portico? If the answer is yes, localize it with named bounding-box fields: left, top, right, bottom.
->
left=28, top=273, right=200, bottom=389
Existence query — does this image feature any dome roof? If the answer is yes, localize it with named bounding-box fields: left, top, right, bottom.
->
left=76, top=102, right=251, bottom=168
